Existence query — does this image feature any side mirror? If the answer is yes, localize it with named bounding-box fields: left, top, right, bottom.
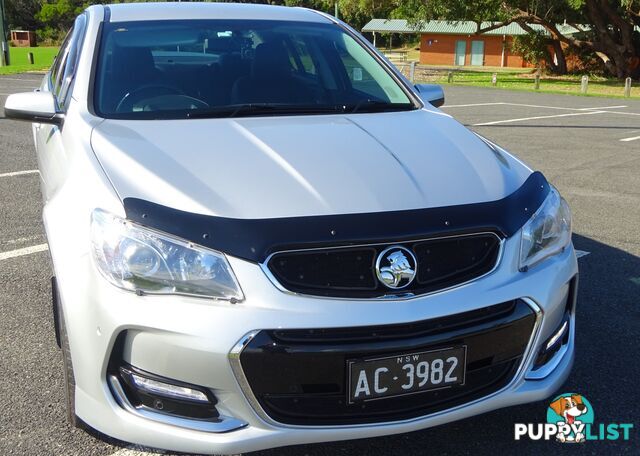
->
left=414, top=84, right=445, bottom=108
left=4, top=91, right=64, bottom=125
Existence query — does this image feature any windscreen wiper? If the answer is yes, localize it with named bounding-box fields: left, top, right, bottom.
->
left=348, top=99, right=415, bottom=114
left=186, top=103, right=344, bottom=119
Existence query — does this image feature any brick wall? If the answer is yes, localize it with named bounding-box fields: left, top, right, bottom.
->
left=419, top=34, right=533, bottom=68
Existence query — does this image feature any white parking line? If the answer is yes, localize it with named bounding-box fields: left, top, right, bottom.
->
left=445, top=102, right=574, bottom=111
left=0, top=77, right=44, bottom=82
left=443, top=102, right=506, bottom=108
left=499, top=104, right=639, bottom=117
left=0, top=169, right=39, bottom=178
left=575, top=250, right=591, bottom=259
left=106, top=448, right=158, bottom=456
left=579, top=105, right=628, bottom=110
left=503, top=103, right=577, bottom=111
left=0, top=243, right=48, bottom=261
left=620, top=135, right=640, bottom=142
left=1, top=235, right=44, bottom=246
left=603, top=110, right=640, bottom=117
left=473, top=110, right=606, bottom=126
left=444, top=102, right=632, bottom=113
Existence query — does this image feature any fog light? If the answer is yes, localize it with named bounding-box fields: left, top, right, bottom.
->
left=130, top=372, right=209, bottom=403
left=533, top=316, right=570, bottom=368
left=545, top=320, right=568, bottom=351
left=116, top=365, right=219, bottom=420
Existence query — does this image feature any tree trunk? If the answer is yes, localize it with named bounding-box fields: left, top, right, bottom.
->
left=595, top=48, right=630, bottom=79
left=514, top=4, right=639, bottom=79
left=584, top=0, right=639, bottom=79
left=549, top=40, right=567, bottom=75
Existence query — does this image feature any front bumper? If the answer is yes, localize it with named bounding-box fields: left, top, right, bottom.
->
left=56, top=234, right=577, bottom=455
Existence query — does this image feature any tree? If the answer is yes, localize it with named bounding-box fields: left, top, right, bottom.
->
left=30, top=0, right=399, bottom=46
left=5, top=0, right=43, bottom=30
left=35, top=0, right=159, bottom=43
left=394, top=0, right=640, bottom=79
left=35, top=0, right=90, bottom=44
left=283, top=0, right=399, bottom=30
left=511, top=30, right=567, bottom=73
left=36, top=0, right=83, bottom=32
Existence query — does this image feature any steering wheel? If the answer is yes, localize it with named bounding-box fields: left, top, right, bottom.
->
left=116, top=84, right=188, bottom=112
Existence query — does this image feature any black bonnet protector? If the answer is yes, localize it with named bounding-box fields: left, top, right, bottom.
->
left=123, top=171, right=549, bottom=263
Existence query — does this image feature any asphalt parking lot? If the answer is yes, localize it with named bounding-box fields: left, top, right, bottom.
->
left=0, top=73, right=638, bottom=455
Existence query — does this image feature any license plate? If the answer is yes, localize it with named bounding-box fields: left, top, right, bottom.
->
left=348, top=346, right=466, bottom=403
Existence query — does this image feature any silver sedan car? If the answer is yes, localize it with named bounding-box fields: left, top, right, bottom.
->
left=4, top=2, right=577, bottom=454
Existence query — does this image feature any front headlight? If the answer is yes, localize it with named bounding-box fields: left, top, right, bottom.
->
left=90, top=209, right=243, bottom=301
left=519, top=187, right=572, bottom=271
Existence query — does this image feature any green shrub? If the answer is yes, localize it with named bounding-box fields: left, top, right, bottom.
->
left=36, top=26, right=67, bottom=46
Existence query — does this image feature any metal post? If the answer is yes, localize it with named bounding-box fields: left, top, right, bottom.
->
left=581, top=75, right=588, bottom=94
left=334, top=1, right=339, bottom=20
left=534, top=72, right=540, bottom=90
left=447, top=71, right=453, bottom=83
left=492, top=73, right=497, bottom=86
left=0, top=0, right=9, bottom=66
left=28, top=52, right=34, bottom=64
left=409, top=61, right=416, bottom=83
left=624, top=77, right=632, bottom=98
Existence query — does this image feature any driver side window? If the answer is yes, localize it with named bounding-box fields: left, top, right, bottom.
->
left=50, top=30, right=73, bottom=95
left=49, top=14, right=87, bottom=111
left=58, top=14, right=87, bottom=110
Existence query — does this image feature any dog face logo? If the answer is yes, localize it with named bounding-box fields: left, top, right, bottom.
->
left=547, top=394, right=593, bottom=443
left=516, top=393, right=632, bottom=443
left=375, top=246, right=417, bottom=289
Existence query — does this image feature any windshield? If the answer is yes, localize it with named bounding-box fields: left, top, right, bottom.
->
left=93, top=20, right=415, bottom=119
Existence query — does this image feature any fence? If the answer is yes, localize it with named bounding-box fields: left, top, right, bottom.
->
left=382, top=51, right=408, bottom=63
left=392, top=62, right=635, bottom=98
left=394, top=62, right=444, bottom=83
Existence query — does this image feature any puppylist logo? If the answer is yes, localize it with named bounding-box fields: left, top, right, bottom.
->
left=515, top=393, right=634, bottom=443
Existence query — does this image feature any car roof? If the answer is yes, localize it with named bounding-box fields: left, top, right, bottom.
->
left=103, top=2, right=332, bottom=24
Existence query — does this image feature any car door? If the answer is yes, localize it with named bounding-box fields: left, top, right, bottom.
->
left=34, top=14, right=87, bottom=201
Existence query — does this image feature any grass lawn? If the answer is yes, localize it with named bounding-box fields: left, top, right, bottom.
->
left=381, top=46, right=421, bottom=62
left=0, top=47, right=58, bottom=75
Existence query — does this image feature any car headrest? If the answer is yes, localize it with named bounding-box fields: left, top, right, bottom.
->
left=251, top=41, right=292, bottom=79
left=112, top=46, right=157, bottom=82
